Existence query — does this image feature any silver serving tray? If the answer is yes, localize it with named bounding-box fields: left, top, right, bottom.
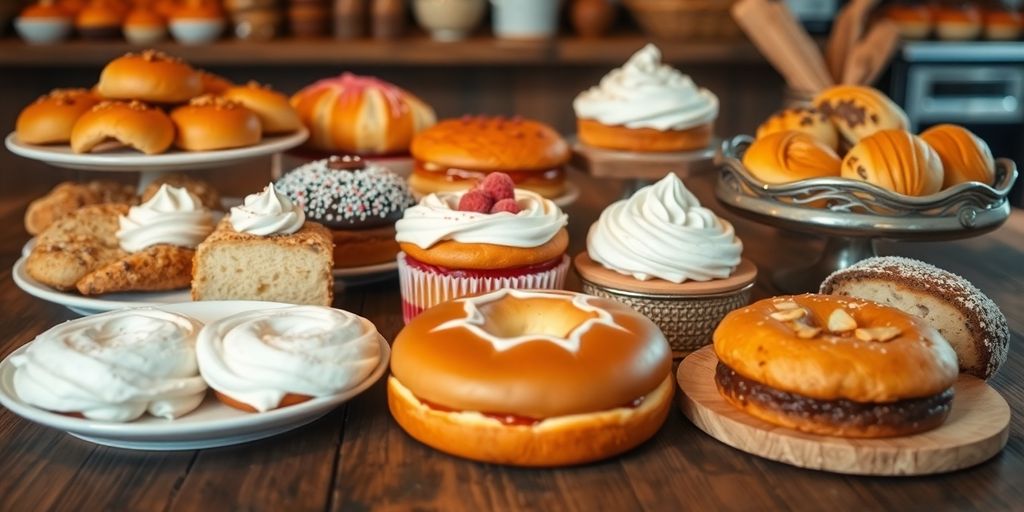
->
left=716, top=135, right=1017, bottom=239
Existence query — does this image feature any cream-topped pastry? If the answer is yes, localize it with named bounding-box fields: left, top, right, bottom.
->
left=196, top=306, right=383, bottom=412
left=587, top=174, right=741, bottom=283
left=229, top=183, right=305, bottom=236
left=117, top=184, right=214, bottom=252
left=11, top=309, right=206, bottom=422
left=574, top=44, right=718, bottom=131
left=395, top=189, right=567, bottom=249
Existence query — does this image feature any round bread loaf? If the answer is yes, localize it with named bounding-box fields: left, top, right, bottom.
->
left=841, top=129, right=944, bottom=196
left=820, top=256, right=1009, bottom=379
left=920, top=124, right=996, bottom=188
left=170, top=95, right=261, bottom=151
left=222, top=82, right=302, bottom=134
left=742, top=130, right=841, bottom=184
left=16, top=88, right=101, bottom=145
left=97, top=50, right=202, bottom=104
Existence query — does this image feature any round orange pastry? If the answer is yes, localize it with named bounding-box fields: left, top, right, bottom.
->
left=886, top=3, right=933, bottom=39
left=389, top=288, right=674, bottom=466
left=222, top=81, right=302, bottom=134
left=920, top=124, right=995, bottom=188
left=755, top=107, right=839, bottom=151
left=15, top=1, right=73, bottom=44
left=198, top=70, right=234, bottom=94
left=170, top=95, right=262, bottom=151
left=934, top=4, right=983, bottom=40
left=16, top=88, right=101, bottom=145
left=410, top=115, right=570, bottom=198
left=75, top=0, right=123, bottom=39
left=983, top=9, right=1021, bottom=40
left=841, top=129, right=944, bottom=196
left=813, top=85, right=909, bottom=146
left=291, top=72, right=436, bottom=156
left=742, top=131, right=842, bottom=184
left=167, top=0, right=225, bottom=44
left=714, top=294, right=959, bottom=437
left=96, top=50, right=202, bottom=103
left=70, top=100, right=175, bottom=154
left=122, top=4, right=167, bottom=45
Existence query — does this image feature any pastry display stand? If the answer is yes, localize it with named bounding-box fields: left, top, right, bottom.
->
left=716, top=136, right=1018, bottom=293
left=4, top=130, right=309, bottom=191
left=571, top=139, right=720, bottom=202
left=677, top=346, right=1011, bottom=476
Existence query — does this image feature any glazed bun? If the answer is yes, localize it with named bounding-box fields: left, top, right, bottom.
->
left=199, top=70, right=234, bottom=95
left=755, top=107, right=840, bottom=151
left=841, top=130, right=944, bottom=196
left=814, top=85, right=909, bottom=145
left=70, top=101, right=175, bottom=154
left=920, top=124, right=996, bottom=188
left=97, top=50, right=202, bottom=104
left=714, top=294, right=959, bottom=437
left=742, top=131, right=841, bottom=183
left=16, top=88, right=101, bottom=145
left=291, top=73, right=436, bottom=155
left=412, top=116, right=570, bottom=172
left=170, top=95, right=262, bottom=151
left=389, top=289, right=673, bottom=466
left=222, top=82, right=302, bottom=134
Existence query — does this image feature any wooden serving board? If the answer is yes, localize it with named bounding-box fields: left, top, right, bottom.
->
left=677, top=346, right=1011, bottom=476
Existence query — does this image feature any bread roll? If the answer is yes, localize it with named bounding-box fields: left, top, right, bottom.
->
left=16, top=88, right=101, bottom=145
left=841, top=130, right=944, bottom=196
left=222, top=82, right=302, bottom=134
left=170, top=95, right=261, bottom=151
left=97, top=50, right=202, bottom=104
left=755, top=107, right=840, bottom=151
left=198, top=70, right=234, bottom=95
left=920, top=124, right=995, bottom=188
left=813, top=85, right=909, bottom=145
left=742, top=131, right=841, bottom=184
left=70, top=101, right=175, bottom=155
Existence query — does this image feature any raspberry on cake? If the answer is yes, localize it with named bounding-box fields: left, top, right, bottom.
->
left=191, top=183, right=334, bottom=306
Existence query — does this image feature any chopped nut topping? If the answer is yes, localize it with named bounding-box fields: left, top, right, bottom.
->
left=770, top=308, right=807, bottom=321
left=189, top=95, right=241, bottom=109
left=794, top=324, right=822, bottom=339
left=854, top=326, right=901, bottom=343
left=827, top=308, right=857, bottom=333
left=773, top=300, right=801, bottom=311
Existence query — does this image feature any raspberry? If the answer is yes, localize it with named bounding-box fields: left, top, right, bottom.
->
left=490, top=198, right=521, bottom=214
left=479, top=173, right=515, bottom=201
left=457, top=190, right=494, bottom=213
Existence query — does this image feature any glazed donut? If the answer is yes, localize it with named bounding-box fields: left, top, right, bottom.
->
left=196, top=305, right=383, bottom=413
left=275, top=156, right=415, bottom=268
left=16, top=88, right=101, bottom=145
left=170, top=95, right=262, bottom=151
left=222, top=81, right=302, bottom=134
left=821, top=256, right=1009, bottom=379
left=96, top=50, right=202, bottom=104
left=389, top=289, right=673, bottom=466
left=70, top=101, right=175, bottom=155
left=714, top=294, right=959, bottom=438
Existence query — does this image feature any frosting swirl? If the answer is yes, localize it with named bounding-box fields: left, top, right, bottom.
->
left=395, top=189, right=567, bottom=249
left=11, top=309, right=207, bottom=422
left=196, top=306, right=383, bottom=412
left=587, top=174, right=742, bottom=282
left=117, top=184, right=214, bottom=252
left=230, top=183, right=306, bottom=236
left=573, top=44, right=719, bottom=131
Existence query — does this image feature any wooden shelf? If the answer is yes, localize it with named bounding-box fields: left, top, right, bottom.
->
left=0, top=35, right=765, bottom=67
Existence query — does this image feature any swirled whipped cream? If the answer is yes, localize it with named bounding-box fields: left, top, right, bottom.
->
left=230, top=183, right=305, bottom=236
left=196, top=306, right=382, bottom=412
left=395, top=189, right=568, bottom=249
left=573, top=44, right=719, bottom=131
left=117, top=184, right=214, bottom=252
left=587, top=174, right=742, bottom=282
left=11, top=309, right=207, bottom=422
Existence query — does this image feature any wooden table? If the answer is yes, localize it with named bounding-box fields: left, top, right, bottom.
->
left=1, top=173, right=1021, bottom=511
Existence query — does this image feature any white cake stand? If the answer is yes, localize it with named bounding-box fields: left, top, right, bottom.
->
left=5, top=129, right=308, bottom=190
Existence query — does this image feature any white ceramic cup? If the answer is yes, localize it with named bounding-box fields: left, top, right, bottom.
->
left=490, top=0, right=563, bottom=39
left=413, top=0, right=486, bottom=42
left=14, top=18, right=72, bottom=44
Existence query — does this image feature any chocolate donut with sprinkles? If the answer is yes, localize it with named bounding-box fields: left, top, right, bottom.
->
left=276, top=156, right=415, bottom=268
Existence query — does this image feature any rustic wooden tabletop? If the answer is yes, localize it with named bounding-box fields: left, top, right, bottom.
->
left=0, top=172, right=1021, bottom=512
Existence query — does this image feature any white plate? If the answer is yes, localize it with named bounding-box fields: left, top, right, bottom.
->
left=13, top=255, right=190, bottom=316
left=5, top=129, right=308, bottom=172
left=0, top=301, right=391, bottom=450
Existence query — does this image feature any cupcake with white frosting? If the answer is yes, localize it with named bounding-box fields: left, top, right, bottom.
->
left=394, top=172, right=571, bottom=323
left=12, top=308, right=207, bottom=422
left=196, top=305, right=384, bottom=412
left=575, top=174, right=757, bottom=354
left=191, top=183, right=335, bottom=306
left=573, top=44, right=719, bottom=152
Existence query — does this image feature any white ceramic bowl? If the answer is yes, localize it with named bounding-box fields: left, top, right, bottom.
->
left=124, top=25, right=167, bottom=45
left=490, top=0, right=563, bottom=39
left=14, top=17, right=73, bottom=44
left=169, top=18, right=224, bottom=44
left=412, top=0, right=486, bottom=41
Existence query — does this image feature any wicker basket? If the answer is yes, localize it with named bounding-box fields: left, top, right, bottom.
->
left=624, top=0, right=740, bottom=40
